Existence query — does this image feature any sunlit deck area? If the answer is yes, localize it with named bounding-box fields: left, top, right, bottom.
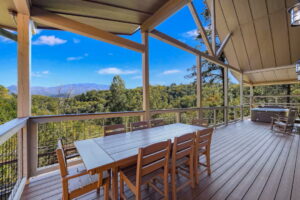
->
left=20, top=120, right=300, bottom=200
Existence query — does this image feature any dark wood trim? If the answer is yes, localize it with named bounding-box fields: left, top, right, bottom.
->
left=83, top=0, right=153, bottom=15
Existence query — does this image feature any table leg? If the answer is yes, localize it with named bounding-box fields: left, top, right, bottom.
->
left=112, top=166, right=119, bottom=200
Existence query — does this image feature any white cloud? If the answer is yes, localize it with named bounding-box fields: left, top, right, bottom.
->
left=32, top=35, right=67, bottom=46
left=67, top=53, right=88, bottom=61
left=132, top=75, right=142, bottom=80
left=32, top=70, right=49, bottom=77
left=182, top=29, right=198, bottom=38
left=73, top=38, right=80, bottom=44
left=35, top=29, right=42, bottom=34
left=97, top=67, right=138, bottom=75
left=162, top=69, right=181, bottom=75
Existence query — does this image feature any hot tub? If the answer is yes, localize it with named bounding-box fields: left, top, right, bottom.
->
left=251, top=107, right=289, bottom=123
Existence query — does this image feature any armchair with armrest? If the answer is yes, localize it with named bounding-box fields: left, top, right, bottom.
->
left=271, top=108, right=298, bottom=134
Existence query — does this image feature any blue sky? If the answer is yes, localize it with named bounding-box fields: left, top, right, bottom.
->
left=0, top=1, right=237, bottom=89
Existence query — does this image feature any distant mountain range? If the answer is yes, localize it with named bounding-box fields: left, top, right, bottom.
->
left=7, top=83, right=109, bottom=97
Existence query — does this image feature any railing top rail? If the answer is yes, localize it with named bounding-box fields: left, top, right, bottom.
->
left=244, top=95, right=300, bottom=98
left=30, top=111, right=145, bottom=124
left=0, top=117, right=28, bottom=145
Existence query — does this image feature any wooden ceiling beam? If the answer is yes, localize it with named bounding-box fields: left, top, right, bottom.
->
left=187, top=2, right=214, bottom=56
left=150, top=29, right=241, bottom=73
left=141, top=0, right=191, bottom=32
left=13, top=0, right=30, bottom=15
left=216, top=32, right=231, bottom=57
left=0, top=28, right=17, bottom=41
left=211, top=0, right=216, bottom=54
left=252, top=79, right=299, bottom=86
left=31, top=7, right=145, bottom=53
left=243, top=65, right=295, bottom=74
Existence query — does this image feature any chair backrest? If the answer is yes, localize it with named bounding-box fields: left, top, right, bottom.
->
left=287, top=108, right=298, bottom=125
left=192, top=119, right=209, bottom=127
left=150, top=119, right=165, bottom=127
left=56, top=139, right=68, bottom=177
left=131, top=121, right=149, bottom=131
left=195, top=128, right=213, bottom=150
left=136, top=140, right=171, bottom=185
left=172, top=133, right=195, bottom=162
left=104, top=124, right=126, bottom=136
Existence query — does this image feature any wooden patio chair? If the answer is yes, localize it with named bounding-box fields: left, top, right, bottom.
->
left=192, top=118, right=209, bottom=127
left=194, top=128, right=214, bottom=184
left=150, top=118, right=165, bottom=127
left=60, top=137, right=79, bottom=160
left=104, top=124, right=126, bottom=136
left=271, top=108, right=298, bottom=134
left=56, top=140, right=110, bottom=200
left=119, top=140, right=171, bottom=200
left=130, top=121, right=149, bottom=131
left=170, top=133, right=195, bottom=200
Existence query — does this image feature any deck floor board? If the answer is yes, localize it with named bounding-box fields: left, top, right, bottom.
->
left=21, top=120, right=300, bottom=200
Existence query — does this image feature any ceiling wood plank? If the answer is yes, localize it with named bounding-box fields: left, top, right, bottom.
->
left=149, top=29, right=241, bottom=73
left=249, top=0, right=276, bottom=68
left=0, top=28, right=17, bottom=41
left=31, top=7, right=145, bottom=53
left=141, top=0, right=190, bottom=31
left=211, top=0, right=216, bottom=54
left=233, top=0, right=263, bottom=70
left=13, top=0, right=30, bottom=15
left=187, top=2, right=214, bottom=56
left=219, top=0, right=250, bottom=70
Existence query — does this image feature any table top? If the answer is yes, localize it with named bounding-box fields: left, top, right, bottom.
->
left=75, top=123, right=205, bottom=172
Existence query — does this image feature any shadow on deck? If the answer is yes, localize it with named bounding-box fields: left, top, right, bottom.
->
left=21, top=120, right=300, bottom=200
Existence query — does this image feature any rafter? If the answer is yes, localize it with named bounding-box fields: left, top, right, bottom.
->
left=150, top=29, right=241, bottom=73
left=0, top=28, right=17, bottom=41
left=243, top=65, right=295, bottom=74
left=141, top=0, right=191, bottom=32
left=31, top=7, right=145, bottom=53
left=211, top=0, right=216, bottom=54
left=187, top=2, right=214, bottom=56
left=216, top=32, right=232, bottom=57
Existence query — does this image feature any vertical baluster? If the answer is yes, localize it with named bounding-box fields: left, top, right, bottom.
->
left=214, top=109, right=217, bottom=127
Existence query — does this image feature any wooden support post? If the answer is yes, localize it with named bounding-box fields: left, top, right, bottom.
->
left=17, top=13, right=32, bottom=179
left=240, top=73, right=244, bottom=120
left=176, top=112, right=181, bottom=123
left=250, top=85, right=254, bottom=108
left=211, top=0, right=216, bottom=54
left=196, top=56, right=203, bottom=119
left=213, top=109, right=217, bottom=127
left=224, top=67, right=228, bottom=125
left=142, top=32, right=150, bottom=121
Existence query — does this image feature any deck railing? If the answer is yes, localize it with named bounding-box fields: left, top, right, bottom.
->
left=0, top=106, right=248, bottom=199
left=0, top=118, right=28, bottom=200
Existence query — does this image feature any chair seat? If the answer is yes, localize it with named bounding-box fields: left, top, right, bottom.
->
left=121, top=165, right=164, bottom=185
left=68, top=165, right=109, bottom=192
left=274, top=121, right=292, bottom=127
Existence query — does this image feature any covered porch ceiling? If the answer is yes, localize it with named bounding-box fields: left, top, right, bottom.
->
left=0, top=0, right=299, bottom=86
left=207, top=0, right=300, bottom=85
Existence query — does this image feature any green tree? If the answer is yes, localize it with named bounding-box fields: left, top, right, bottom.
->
left=107, top=75, right=127, bottom=112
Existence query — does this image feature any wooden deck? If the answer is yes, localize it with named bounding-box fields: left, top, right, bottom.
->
left=21, top=120, right=300, bottom=200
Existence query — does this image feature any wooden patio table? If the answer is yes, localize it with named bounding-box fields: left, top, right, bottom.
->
left=75, top=123, right=205, bottom=200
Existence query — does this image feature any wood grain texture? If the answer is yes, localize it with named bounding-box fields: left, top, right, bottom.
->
left=21, top=120, right=300, bottom=200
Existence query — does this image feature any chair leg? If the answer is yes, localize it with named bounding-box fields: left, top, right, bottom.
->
left=206, top=151, right=211, bottom=176
left=164, top=169, right=169, bottom=200
left=171, top=167, right=177, bottom=200
left=120, top=176, right=125, bottom=200
left=104, top=180, right=110, bottom=200
left=189, top=156, right=195, bottom=188
left=195, top=154, right=199, bottom=185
